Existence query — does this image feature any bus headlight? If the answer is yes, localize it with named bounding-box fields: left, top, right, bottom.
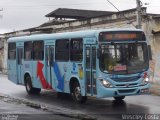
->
left=142, top=77, right=150, bottom=85
left=99, top=79, right=113, bottom=88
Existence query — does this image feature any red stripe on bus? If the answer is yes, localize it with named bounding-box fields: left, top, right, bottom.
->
left=37, top=61, right=52, bottom=89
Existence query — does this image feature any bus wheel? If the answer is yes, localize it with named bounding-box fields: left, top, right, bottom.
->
left=25, top=76, right=41, bottom=95
left=72, top=82, right=87, bottom=103
left=114, top=96, right=125, bottom=101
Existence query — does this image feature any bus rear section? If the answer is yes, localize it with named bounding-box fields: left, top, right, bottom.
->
left=96, top=30, right=151, bottom=100
left=8, top=42, right=17, bottom=83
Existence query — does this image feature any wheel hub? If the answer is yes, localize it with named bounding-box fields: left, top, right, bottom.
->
left=26, top=82, right=30, bottom=91
left=74, top=87, right=81, bottom=100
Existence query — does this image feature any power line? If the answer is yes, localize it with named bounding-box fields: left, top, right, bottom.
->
left=106, top=0, right=121, bottom=12
left=145, top=5, right=160, bottom=7
left=106, top=0, right=136, bottom=28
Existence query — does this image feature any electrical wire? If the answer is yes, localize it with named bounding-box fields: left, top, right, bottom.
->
left=106, top=0, right=136, bottom=28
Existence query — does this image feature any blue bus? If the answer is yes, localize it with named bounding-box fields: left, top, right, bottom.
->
left=7, top=29, right=151, bottom=103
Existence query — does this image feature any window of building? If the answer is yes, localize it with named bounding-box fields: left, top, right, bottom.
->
left=33, top=41, right=44, bottom=60
left=8, top=43, right=16, bottom=60
left=55, top=39, right=69, bottom=61
left=70, top=38, right=83, bottom=61
left=24, top=41, right=32, bottom=60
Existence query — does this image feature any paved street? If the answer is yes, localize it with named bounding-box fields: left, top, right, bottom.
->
left=0, top=74, right=160, bottom=120
left=0, top=101, right=77, bottom=120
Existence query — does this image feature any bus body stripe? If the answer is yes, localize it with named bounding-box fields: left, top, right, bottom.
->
left=37, top=61, right=52, bottom=89
left=53, top=62, right=64, bottom=91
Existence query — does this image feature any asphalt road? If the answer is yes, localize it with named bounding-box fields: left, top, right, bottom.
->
left=0, top=100, right=76, bottom=120
left=0, top=74, right=160, bottom=120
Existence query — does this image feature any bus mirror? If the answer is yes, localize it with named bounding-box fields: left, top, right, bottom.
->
left=148, top=45, right=152, bottom=60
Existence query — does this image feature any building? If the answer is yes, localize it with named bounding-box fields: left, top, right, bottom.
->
left=0, top=35, right=4, bottom=72
left=1, top=7, right=160, bottom=83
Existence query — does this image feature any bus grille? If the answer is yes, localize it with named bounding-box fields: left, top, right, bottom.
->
left=112, top=76, right=140, bottom=82
left=116, top=83, right=138, bottom=87
left=118, top=89, right=136, bottom=93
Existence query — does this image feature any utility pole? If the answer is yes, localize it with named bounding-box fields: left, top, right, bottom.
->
left=136, top=0, right=142, bottom=29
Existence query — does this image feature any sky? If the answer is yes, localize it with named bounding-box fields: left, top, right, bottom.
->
left=0, top=0, right=160, bottom=34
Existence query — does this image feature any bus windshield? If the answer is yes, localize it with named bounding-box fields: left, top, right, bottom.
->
left=99, top=43, right=149, bottom=74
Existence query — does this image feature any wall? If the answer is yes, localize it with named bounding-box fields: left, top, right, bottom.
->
left=2, top=39, right=7, bottom=74
left=0, top=39, right=4, bottom=72
left=142, top=16, right=160, bottom=84
left=0, top=49, right=3, bottom=71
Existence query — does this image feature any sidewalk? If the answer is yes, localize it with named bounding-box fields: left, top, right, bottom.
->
left=0, top=90, right=78, bottom=120
left=0, top=100, right=77, bottom=120
left=0, top=100, right=47, bottom=114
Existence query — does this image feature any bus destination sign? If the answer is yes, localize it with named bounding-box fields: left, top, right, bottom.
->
left=99, top=31, right=146, bottom=41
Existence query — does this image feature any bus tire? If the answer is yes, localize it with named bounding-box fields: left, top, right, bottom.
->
left=72, top=82, right=87, bottom=104
left=25, top=75, right=41, bottom=95
left=114, top=96, right=125, bottom=101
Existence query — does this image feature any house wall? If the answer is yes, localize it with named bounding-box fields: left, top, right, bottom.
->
left=0, top=49, right=3, bottom=71
left=0, top=39, right=4, bottom=72
left=2, top=39, right=7, bottom=74
left=141, top=17, right=160, bottom=84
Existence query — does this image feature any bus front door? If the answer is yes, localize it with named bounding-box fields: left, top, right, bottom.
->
left=45, top=46, right=55, bottom=88
left=17, top=47, right=23, bottom=84
left=85, top=45, right=97, bottom=96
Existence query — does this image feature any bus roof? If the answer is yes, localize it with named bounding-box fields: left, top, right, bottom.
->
left=7, top=28, right=143, bottom=43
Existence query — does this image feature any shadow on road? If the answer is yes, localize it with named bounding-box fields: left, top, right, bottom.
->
left=23, top=90, right=150, bottom=115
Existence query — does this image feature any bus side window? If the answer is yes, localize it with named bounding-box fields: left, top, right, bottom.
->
left=24, top=41, right=32, bottom=60
left=33, top=41, right=44, bottom=60
left=55, top=39, right=69, bottom=61
left=70, top=38, right=83, bottom=61
left=8, top=43, right=16, bottom=60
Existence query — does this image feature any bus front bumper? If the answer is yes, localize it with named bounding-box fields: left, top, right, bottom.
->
left=97, top=84, right=150, bottom=98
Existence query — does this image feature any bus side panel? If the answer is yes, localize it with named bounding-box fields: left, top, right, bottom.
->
left=53, top=62, right=84, bottom=94
left=32, top=61, right=44, bottom=89
left=8, top=60, right=17, bottom=84
left=23, top=61, right=33, bottom=83
left=53, top=62, right=67, bottom=92
left=69, top=62, right=85, bottom=96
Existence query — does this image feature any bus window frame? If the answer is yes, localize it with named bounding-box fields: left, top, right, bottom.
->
left=8, top=42, right=16, bottom=60
left=24, top=41, right=33, bottom=61
left=33, top=40, right=44, bottom=61
left=70, top=38, right=83, bottom=62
